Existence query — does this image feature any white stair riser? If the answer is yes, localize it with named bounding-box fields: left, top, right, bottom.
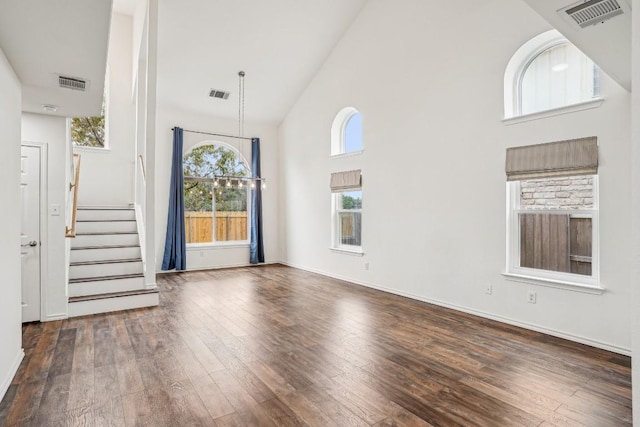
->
left=69, top=261, right=143, bottom=280
left=76, top=209, right=136, bottom=221
left=75, top=221, right=137, bottom=234
left=68, top=276, right=145, bottom=298
left=70, top=246, right=141, bottom=263
left=72, top=233, right=139, bottom=247
left=68, top=292, right=159, bottom=318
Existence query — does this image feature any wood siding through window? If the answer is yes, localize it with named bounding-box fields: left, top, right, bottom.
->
left=520, top=213, right=592, bottom=275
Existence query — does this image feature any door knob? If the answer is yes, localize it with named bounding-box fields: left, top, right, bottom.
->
left=21, top=241, right=37, bottom=247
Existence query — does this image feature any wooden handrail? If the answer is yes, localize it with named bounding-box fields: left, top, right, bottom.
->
left=65, top=154, right=81, bottom=238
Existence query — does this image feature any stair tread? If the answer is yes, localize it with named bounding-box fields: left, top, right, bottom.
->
left=78, top=207, right=134, bottom=210
left=76, top=219, right=136, bottom=222
left=70, top=258, right=142, bottom=267
left=75, top=231, right=138, bottom=235
left=69, top=273, right=144, bottom=284
left=68, top=288, right=158, bottom=303
left=71, top=244, right=140, bottom=251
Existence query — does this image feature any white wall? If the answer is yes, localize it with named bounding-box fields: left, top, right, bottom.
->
left=0, top=47, right=24, bottom=401
left=279, top=0, right=632, bottom=353
left=22, top=113, right=70, bottom=321
left=630, top=0, right=639, bottom=421
left=75, top=13, right=135, bottom=207
left=155, top=107, right=280, bottom=271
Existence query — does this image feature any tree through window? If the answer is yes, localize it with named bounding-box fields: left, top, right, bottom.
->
left=183, top=144, right=249, bottom=244
left=72, top=89, right=107, bottom=148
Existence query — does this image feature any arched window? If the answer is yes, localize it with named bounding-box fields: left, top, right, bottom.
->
left=331, top=107, right=363, bottom=155
left=183, top=143, right=250, bottom=244
left=504, top=30, right=600, bottom=118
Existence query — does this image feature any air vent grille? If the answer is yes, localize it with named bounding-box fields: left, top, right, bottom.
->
left=564, top=0, right=624, bottom=28
left=58, top=75, right=87, bottom=91
left=209, top=89, right=230, bottom=100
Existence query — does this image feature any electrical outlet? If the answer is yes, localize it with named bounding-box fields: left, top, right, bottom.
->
left=527, top=290, right=537, bottom=304
left=364, top=262, right=370, bottom=270
left=485, top=283, right=492, bottom=295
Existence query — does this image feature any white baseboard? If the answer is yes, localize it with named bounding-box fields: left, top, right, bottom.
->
left=0, top=349, right=24, bottom=402
left=44, top=313, right=68, bottom=322
left=280, top=261, right=631, bottom=356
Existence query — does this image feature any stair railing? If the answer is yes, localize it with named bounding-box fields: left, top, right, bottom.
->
left=138, top=154, right=146, bottom=182
left=65, top=153, right=81, bottom=238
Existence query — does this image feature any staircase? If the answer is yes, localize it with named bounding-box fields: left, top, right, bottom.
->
left=68, top=207, right=159, bottom=317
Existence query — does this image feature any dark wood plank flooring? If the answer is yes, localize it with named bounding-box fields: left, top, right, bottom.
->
left=0, top=264, right=632, bottom=426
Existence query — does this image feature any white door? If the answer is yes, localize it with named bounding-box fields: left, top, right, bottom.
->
left=21, top=145, right=41, bottom=323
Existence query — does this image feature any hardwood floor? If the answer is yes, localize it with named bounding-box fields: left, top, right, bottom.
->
left=0, top=264, right=632, bottom=426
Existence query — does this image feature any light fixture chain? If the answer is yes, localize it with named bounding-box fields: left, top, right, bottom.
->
left=238, top=71, right=245, bottom=138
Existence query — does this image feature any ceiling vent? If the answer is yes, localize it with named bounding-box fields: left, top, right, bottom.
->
left=58, top=75, right=88, bottom=91
left=561, top=0, right=626, bottom=28
left=209, top=89, right=230, bottom=100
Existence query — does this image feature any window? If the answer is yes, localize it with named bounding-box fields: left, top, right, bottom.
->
left=509, top=176, right=597, bottom=278
left=330, top=170, right=362, bottom=252
left=72, top=86, right=107, bottom=148
left=505, top=138, right=599, bottom=288
left=71, top=112, right=106, bottom=148
left=183, top=143, right=250, bottom=245
left=331, top=107, right=362, bottom=155
left=504, top=30, right=601, bottom=119
left=335, top=190, right=362, bottom=247
left=520, top=43, right=599, bottom=115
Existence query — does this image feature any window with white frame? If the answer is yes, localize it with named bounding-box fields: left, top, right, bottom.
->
left=183, top=143, right=250, bottom=245
left=505, top=137, right=599, bottom=288
left=331, top=107, right=363, bottom=156
left=335, top=190, right=362, bottom=247
left=504, top=30, right=601, bottom=119
left=330, top=170, right=362, bottom=251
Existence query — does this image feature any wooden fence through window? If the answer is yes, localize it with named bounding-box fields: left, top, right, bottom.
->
left=520, top=213, right=592, bottom=276
left=185, top=211, right=247, bottom=243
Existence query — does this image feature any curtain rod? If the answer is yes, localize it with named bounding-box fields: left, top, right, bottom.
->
left=171, top=127, right=254, bottom=141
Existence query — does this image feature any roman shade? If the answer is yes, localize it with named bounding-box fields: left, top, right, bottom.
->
left=330, top=169, right=361, bottom=191
left=505, top=136, right=598, bottom=181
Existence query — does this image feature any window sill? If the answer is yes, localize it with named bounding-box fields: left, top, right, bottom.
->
left=502, top=272, right=604, bottom=294
left=187, top=242, right=250, bottom=250
left=330, top=247, right=364, bottom=256
left=73, top=146, right=111, bottom=153
left=502, top=98, right=604, bottom=126
left=330, top=150, right=364, bottom=159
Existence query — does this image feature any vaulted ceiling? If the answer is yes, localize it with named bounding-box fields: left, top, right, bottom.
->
left=155, top=0, right=368, bottom=124
left=0, top=0, right=631, bottom=124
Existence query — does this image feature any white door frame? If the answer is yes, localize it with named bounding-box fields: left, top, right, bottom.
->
left=21, top=142, right=48, bottom=322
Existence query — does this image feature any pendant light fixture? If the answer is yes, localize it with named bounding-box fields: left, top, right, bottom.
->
left=202, top=70, right=265, bottom=189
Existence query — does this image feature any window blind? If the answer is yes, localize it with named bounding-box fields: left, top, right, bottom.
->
left=506, top=136, right=598, bottom=181
left=330, top=169, right=361, bottom=191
